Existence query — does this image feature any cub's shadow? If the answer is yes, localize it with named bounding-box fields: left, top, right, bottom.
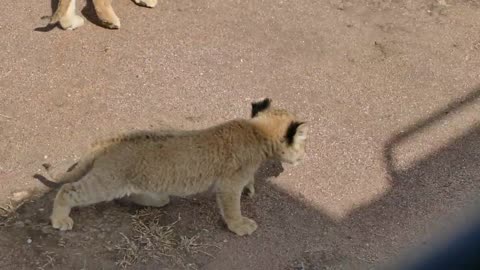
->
left=254, top=159, right=284, bottom=183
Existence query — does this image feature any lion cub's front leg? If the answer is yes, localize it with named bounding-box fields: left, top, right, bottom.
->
left=216, top=183, right=257, bottom=236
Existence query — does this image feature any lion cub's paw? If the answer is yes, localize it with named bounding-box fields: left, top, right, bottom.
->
left=51, top=216, right=74, bottom=231
left=134, top=0, right=157, bottom=8
left=227, top=217, right=258, bottom=236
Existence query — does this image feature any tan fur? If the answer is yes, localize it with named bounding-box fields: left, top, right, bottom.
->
left=44, top=0, right=158, bottom=30
left=36, top=99, right=308, bottom=236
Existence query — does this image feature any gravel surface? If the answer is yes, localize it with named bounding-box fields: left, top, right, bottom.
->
left=0, top=0, right=479, bottom=269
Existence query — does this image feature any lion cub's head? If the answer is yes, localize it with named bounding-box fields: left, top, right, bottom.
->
left=250, top=98, right=308, bottom=166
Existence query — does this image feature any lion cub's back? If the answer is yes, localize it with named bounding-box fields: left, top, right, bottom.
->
left=91, top=129, right=222, bottom=193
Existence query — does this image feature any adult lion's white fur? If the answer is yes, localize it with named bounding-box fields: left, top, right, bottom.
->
left=34, top=98, right=308, bottom=236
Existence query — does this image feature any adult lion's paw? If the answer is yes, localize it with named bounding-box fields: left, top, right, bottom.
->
left=134, top=0, right=157, bottom=8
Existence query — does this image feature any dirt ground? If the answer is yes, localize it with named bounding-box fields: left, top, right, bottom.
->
left=1, top=0, right=480, bottom=269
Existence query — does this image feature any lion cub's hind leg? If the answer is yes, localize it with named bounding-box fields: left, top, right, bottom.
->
left=127, top=192, right=170, bottom=207
left=50, top=174, right=127, bottom=231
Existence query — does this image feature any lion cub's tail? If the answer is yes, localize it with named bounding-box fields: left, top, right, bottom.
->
left=41, top=0, right=71, bottom=24
left=33, top=158, right=94, bottom=189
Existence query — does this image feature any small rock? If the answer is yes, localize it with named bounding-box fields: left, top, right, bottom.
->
left=293, top=262, right=305, bottom=270
left=58, top=238, right=66, bottom=247
left=14, top=221, right=25, bottom=228
left=12, top=191, right=30, bottom=202
left=41, top=226, right=53, bottom=234
left=27, top=238, right=32, bottom=244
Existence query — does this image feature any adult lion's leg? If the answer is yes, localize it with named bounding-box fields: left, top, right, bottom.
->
left=54, top=0, right=85, bottom=30
left=92, top=0, right=121, bottom=29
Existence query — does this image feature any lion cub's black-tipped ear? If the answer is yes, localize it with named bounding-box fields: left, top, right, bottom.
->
left=251, top=98, right=272, bottom=118
left=285, top=121, right=307, bottom=145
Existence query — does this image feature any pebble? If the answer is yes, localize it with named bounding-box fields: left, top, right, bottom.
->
left=12, top=191, right=29, bottom=202
left=41, top=226, right=54, bottom=234
left=14, top=221, right=25, bottom=228
left=27, top=238, right=32, bottom=244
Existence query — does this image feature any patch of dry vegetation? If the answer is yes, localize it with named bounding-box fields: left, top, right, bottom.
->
left=36, top=251, right=57, bottom=270
left=0, top=200, right=22, bottom=226
left=114, top=208, right=219, bottom=269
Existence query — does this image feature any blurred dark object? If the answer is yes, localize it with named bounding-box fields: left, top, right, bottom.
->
left=392, top=211, right=480, bottom=270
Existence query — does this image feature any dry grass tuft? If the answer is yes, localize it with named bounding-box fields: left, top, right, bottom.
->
left=114, top=208, right=219, bottom=269
left=179, top=234, right=217, bottom=258
left=115, top=233, right=141, bottom=268
left=131, top=208, right=179, bottom=254
left=0, top=200, right=22, bottom=227
left=36, top=251, right=57, bottom=270
left=114, top=208, right=180, bottom=268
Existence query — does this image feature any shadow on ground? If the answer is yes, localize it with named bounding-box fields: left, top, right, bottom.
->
left=33, top=0, right=59, bottom=32
left=1, top=87, right=479, bottom=270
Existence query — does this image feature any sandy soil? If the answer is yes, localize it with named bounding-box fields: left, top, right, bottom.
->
left=1, top=0, right=480, bottom=269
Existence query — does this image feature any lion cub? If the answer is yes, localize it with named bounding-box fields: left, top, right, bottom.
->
left=33, top=98, right=308, bottom=236
left=43, top=0, right=157, bottom=30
